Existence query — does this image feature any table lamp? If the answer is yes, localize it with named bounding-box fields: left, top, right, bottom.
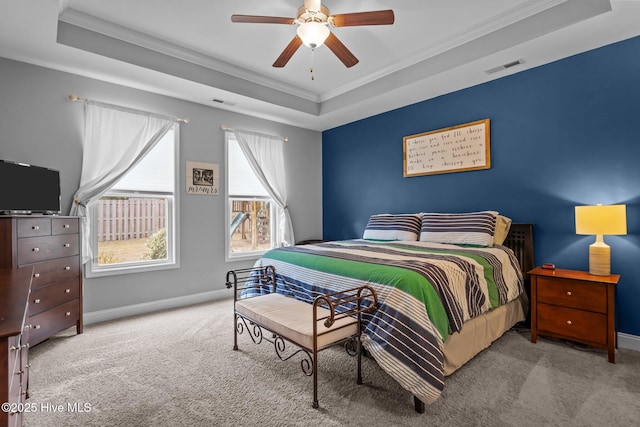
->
left=575, top=204, right=627, bottom=276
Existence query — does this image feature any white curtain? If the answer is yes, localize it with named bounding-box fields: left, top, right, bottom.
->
left=70, top=101, right=175, bottom=263
left=232, top=130, right=295, bottom=246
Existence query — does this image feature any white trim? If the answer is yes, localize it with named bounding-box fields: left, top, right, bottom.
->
left=84, top=288, right=231, bottom=325
left=618, top=332, right=640, bottom=352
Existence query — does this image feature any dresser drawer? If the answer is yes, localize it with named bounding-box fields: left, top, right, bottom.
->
left=29, top=300, right=80, bottom=346
left=537, top=276, right=607, bottom=313
left=20, top=256, right=80, bottom=290
left=537, top=303, right=607, bottom=345
left=52, top=218, right=79, bottom=235
left=17, top=235, right=79, bottom=265
left=16, top=217, right=51, bottom=238
left=6, top=335, right=22, bottom=399
left=28, top=278, right=80, bottom=317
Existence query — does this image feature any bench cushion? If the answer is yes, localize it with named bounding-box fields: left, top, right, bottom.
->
left=236, top=293, right=358, bottom=350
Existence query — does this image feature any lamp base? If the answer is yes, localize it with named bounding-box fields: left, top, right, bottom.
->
left=589, top=240, right=610, bottom=276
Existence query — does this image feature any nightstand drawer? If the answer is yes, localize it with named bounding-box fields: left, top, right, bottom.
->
left=537, top=303, right=607, bottom=345
left=537, top=276, right=607, bottom=313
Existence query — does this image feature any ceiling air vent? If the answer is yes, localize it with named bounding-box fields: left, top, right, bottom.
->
left=485, top=59, right=524, bottom=75
left=211, top=98, right=237, bottom=107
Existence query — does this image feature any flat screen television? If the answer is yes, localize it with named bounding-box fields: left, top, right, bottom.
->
left=0, top=160, right=62, bottom=215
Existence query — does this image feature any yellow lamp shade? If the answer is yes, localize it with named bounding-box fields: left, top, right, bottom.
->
left=575, top=204, right=627, bottom=276
left=575, top=204, right=627, bottom=236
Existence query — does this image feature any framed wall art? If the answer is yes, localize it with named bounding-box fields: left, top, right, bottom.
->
left=186, top=160, right=219, bottom=195
left=403, top=119, right=491, bottom=177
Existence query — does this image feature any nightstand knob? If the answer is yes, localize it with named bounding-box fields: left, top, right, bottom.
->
left=567, top=291, right=572, bottom=296
left=567, top=320, right=572, bottom=325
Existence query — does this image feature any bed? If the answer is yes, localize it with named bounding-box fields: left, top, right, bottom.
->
left=247, top=213, right=534, bottom=412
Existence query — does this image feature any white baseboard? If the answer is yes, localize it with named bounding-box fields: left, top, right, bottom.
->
left=84, top=289, right=231, bottom=325
left=618, top=332, right=640, bottom=352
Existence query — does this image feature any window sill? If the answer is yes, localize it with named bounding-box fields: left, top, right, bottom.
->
left=225, top=250, right=269, bottom=263
left=85, top=259, right=180, bottom=278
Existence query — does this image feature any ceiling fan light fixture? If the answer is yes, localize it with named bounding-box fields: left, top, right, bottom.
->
left=297, top=21, right=330, bottom=48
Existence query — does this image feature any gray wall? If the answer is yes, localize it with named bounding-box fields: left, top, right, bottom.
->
left=0, top=57, right=323, bottom=316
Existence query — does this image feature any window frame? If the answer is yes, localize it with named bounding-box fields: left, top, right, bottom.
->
left=225, top=133, right=278, bottom=262
left=85, top=126, right=181, bottom=278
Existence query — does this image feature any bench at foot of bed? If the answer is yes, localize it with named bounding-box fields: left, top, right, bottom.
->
left=226, top=266, right=378, bottom=409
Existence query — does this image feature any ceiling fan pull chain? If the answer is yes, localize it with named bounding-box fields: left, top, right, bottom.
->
left=310, top=48, right=315, bottom=80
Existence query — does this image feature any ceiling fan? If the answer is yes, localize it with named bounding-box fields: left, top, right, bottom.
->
left=231, top=0, right=394, bottom=68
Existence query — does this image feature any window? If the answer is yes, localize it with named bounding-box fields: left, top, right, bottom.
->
left=86, top=126, right=180, bottom=277
left=225, top=133, right=277, bottom=261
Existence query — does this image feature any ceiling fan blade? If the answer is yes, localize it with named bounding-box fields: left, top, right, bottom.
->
left=273, top=36, right=303, bottom=68
left=324, top=32, right=359, bottom=68
left=231, top=15, right=295, bottom=25
left=331, top=10, right=395, bottom=27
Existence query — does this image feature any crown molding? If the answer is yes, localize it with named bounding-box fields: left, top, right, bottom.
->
left=58, top=8, right=321, bottom=103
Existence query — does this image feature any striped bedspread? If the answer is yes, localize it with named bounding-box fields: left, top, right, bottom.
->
left=250, top=239, right=524, bottom=405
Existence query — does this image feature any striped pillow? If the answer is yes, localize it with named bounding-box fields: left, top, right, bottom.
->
left=420, top=211, right=498, bottom=246
left=363, top=214, right=422, bottom=241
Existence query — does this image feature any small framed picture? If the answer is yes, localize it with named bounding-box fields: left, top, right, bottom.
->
left=186, top=161, right=219, bottom=195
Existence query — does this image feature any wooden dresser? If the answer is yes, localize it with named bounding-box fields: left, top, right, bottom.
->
left=529, top=267, right=619, bottom=363
left=0, top=216, right=83, bottom=347
left=1, top=268, right=33, bottom=427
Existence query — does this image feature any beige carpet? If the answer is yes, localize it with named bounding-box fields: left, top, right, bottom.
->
left=25, top=298, right=640, bottom=427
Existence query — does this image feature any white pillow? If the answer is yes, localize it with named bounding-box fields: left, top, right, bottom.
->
left=363, top=214, right=422, bottom=241
left=420, top=211, right=498, bottom=246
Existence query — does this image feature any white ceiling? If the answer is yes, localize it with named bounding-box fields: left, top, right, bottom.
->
left=1, top=0, right=639, bottom=131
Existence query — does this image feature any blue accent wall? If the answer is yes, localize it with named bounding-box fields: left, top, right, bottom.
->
left=322, top=35, right=640, bottom=337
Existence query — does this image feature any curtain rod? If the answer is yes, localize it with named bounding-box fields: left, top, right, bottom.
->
left=221, top=124, right=287, bottom=142
left=68, top=94, right=190, bottom=123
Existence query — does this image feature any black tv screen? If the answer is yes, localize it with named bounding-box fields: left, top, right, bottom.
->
left=0, top=160, right=61, bottom=214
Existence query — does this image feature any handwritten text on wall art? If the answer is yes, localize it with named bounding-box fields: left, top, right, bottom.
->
left=403, top=119, right=490, bottom=177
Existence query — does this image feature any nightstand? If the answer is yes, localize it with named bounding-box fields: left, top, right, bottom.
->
left=528, top=267, right=619, bottom=363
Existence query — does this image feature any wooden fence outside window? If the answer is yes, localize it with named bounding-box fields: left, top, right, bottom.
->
left=96, top=198, right=166, bottom=242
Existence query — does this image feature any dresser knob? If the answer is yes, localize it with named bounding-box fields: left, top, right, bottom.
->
left=567, top=291, right=572, bottom=296
left=63, top=243, right=70, bottom=248
left=34, top=324, right=41, bottom=329
left=567, top=320, right=572, bottom=325
left=65, top=288, right=71, bottom=293
left=65, top=311, right=71, bottom=316
left=34, top=273, right=40, bottom=278
left=65, top=266, right=71, bottom=271
left=32, top=225, right=39, bottom=230
left=10, top=345, right=20, bottom=351
left=34, top=298, right=41, bottom=304
left=32, top=247, right=39, bottom=252
left=63, top=224, right=70, bottom=228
